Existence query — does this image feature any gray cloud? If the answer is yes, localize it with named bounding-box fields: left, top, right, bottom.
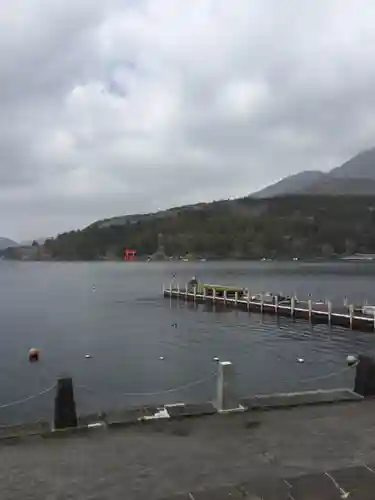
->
left=1, top=0, right=375, bottom=239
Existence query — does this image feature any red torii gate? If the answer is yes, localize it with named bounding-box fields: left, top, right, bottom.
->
left=124, top=249, right=136, bottom=261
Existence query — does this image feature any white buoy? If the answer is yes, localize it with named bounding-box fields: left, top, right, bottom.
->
left=346, top=355, right=357, bottom=366
left=297, top=358, right=304, bottom=363
left=213, top=357, right=220, bottom=362
left=159, top=356, right=165, bottom=360
left=85, top=354, right=92, bottom=359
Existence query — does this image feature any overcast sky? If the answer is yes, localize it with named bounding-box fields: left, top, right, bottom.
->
left=1, top=0, right=375, bottom=240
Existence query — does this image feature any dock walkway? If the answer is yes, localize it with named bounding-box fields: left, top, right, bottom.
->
left=164, top=286, right=375, bottom=331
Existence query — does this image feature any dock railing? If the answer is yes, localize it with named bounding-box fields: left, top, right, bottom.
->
left=163, top=282, right=375, bottom=332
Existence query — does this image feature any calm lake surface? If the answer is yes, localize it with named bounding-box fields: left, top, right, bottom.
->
left=1, top=260, right=375, bottom=424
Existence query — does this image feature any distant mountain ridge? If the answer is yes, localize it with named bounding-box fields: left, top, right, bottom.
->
left=251, top=147, right=375, bottom=197
left=251, top=171, right=326, bottom=198
left=0, top=237, right=18, bottom=250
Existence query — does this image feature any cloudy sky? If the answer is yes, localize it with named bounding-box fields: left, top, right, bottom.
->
left=1, top=0, right=375, bottom=240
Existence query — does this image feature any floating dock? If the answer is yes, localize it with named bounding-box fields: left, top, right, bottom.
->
left=163, top=283, right=375, bottom=332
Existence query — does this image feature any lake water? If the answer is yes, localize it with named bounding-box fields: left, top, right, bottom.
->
left=0, top=260, right=375, bottom=425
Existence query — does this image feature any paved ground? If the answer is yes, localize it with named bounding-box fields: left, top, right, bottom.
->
left=2, top=400, right=375, bottom=499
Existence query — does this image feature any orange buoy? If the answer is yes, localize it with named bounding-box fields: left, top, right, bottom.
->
left=29, top=348, right=40, bottom=362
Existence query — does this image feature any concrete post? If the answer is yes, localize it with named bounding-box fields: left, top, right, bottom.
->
left=260, top=293, right=264, bottom=313
left=185, top=283, right=188, bottom=300
left=177, top=282, right=180, bottom=294
left=193, top=286, right=197, bottom=303
left=235, top=291, right=238, bottom=305
left=214, top=361, right=244, bottom=413
left=213, top=288, right=216, bottom=303
left=308, top=299, right=312, bottom=322
left=274, top=294, right=278, bottom=314
left=223, top=289, right=227, bottom=304
left=203, top=286, right=206, bottom=300
left=169, top=282, right=172, bottom=298
left=247, top=292, right=250, bottom=311
left=54, top=377, right=77, bottom=430
left=291, top=295, right=295, bottom=317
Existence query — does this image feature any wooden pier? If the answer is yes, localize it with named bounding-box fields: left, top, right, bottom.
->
left=163, top=283, right=375, bottom=332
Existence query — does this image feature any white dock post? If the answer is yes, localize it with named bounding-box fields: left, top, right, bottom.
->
left=328, top=300, right=332, bottom=326
left=170, top=281, right=172, bottom=298
left=373, top=308, right=375, bottom=332
left=291, top=295, right=295, bottom=317
left=193, top=286, right=197, bottom=303
left=274, top=294, right=278, bottom=314
left=177, top=282, right=180, bottom=294
left=308, top=299, right=312, bottom=322
left=247, top=292, right=250, bottom=311
left=213, top=287, right=216, bottom=303
left=349, top=304, right=354, bottom=329
left=214, top=361, right=244, bottom=413
left=185, top=283, right=188, bottom=300
left=223, top=289, right=227, bottom=304
left=260, top=292, right=264, bottom=313
left=203, top=286, right=206, bottom=300
left=235, top=291, right=238, bottom=306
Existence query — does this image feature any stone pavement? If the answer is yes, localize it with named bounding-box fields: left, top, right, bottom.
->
left=160, top=464, right=375, bottom=499
left=2, top=400, right=375, bottom=499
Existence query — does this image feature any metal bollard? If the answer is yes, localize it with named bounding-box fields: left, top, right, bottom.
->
left=349, top=304, right=354, bottom=329
left=328, top=300, right=332, bottom=326
left=54, top=377, right=77, bottom=430
left=291, top=295, right=295, bottom=317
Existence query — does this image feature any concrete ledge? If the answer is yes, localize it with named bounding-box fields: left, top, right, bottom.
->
left=0, top=389, right=364, bottom=443
left=241, top=388, right=363, bottom=410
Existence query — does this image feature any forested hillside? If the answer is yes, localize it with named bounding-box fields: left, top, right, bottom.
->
left=35, top=195, right=375, bottom=260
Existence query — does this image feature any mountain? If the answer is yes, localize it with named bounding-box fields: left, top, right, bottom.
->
left=304, top=177, right=375, bottom=195
left=251, top=171, right=326, bottom=198
left=0, top=237, right=18, bottom=250
left=250, top=147, right=375, bottom=197
left=329, top=147, right=375, bottom=179
left=37, top=195, right=375, bottom=260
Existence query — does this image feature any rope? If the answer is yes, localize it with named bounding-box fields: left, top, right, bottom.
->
left=237, top=363, right=358, bottom=399
left=298, top=362, right=358, bottom=385
left=0, top=384, right=56, bottom=410
left=77, top=374, right=214, bottom=398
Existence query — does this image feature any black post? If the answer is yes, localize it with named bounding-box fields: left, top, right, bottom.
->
left=54, top=377, right=77, bottom=430
left=354, top=355, right=375, bottom=397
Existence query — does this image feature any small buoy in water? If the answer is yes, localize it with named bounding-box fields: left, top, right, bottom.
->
left=85, top=354, right=92, bottom=359
left=346, top=355, right=357, bottom=366
left=297, top=358, right=304, bottom=363
left=29, top=348, right=40, bottom=362
left=92, top=286, right=96, bottom=292
left=159, top=356, right=165, bottom=360
left=213, top=357, right=220, bottom=362
left=171, top=323, right=177, bottom=328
